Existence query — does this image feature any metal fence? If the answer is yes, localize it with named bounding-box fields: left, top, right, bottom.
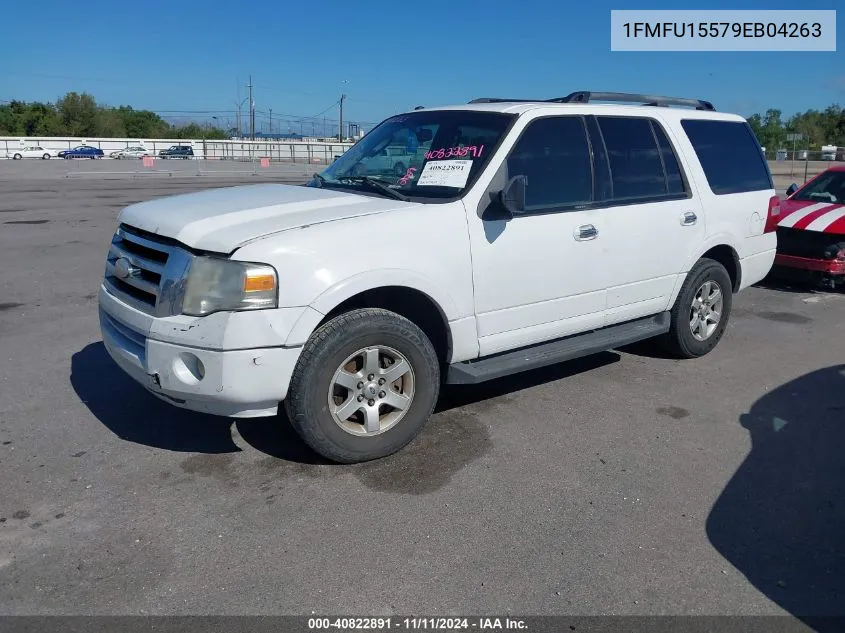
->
left=0, top=136, right=355, bottom=163
left=763, top=149, right=845, bottom=162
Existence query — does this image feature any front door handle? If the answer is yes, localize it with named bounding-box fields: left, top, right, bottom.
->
left=574, top=224, right=598, bottom=241
left=681, top=211, right=698, bottom=226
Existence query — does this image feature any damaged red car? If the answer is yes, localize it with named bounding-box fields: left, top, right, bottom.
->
left=771, top=165, right=845, bottom=288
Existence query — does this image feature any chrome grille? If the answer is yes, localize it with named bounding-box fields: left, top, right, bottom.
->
left=104, top=224, right=193, bottom=317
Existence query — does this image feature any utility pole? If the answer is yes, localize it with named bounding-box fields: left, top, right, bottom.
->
left=247, top=75, right=254, bottom=140
left=339, top=93, right=346, bottom=142
left=269, top=108, right=272, bottom=135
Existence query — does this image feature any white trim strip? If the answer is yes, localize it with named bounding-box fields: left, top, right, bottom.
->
left=776, top=202, right=833, bottom=228
left=804, top=206, right=845, bottom=232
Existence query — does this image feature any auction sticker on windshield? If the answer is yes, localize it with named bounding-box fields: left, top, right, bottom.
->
left=416, top=160, right=472, bottom=187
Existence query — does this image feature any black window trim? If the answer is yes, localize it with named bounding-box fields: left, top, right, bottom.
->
left=649, top=117, right=694, bottom=197
left=648, top=119, right=670, bottom=188
left=587, top=114, right=693, bottom=209
left=679, top=118, right=774, bottom=196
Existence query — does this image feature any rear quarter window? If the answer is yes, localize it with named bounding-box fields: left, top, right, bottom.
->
left=680, top=119, right=773, bottom=195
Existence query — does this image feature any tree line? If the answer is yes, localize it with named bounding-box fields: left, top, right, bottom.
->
left=1, top=91, right=844, bottom=149
left=0, top=92, right=229, bottom=140
left=745, top=105, right=844, bottom=150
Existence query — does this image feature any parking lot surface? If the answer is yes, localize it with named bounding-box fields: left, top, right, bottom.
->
left=1, top=165, right=843, bottom=623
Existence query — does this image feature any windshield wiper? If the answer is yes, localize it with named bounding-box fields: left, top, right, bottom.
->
left=336, top=176, right=410, bottom=201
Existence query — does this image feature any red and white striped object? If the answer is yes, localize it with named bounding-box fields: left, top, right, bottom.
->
left=778, top=202, right=845, bottom=234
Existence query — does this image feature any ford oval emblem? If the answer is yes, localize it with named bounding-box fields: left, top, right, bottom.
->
left=114, top=257, right=138, bottom=280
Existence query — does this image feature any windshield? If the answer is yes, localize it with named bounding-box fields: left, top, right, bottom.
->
left=793, top=170, right=845, bottom=205
left=313, top=110, right=515, bottom=201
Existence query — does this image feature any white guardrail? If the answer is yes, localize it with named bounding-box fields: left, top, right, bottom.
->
left=0, top=137, right=355, bottom=163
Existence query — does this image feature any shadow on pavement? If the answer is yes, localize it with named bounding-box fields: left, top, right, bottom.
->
left=435, top=350, right=620, bottom=412
left=71, top=342, right=621, bottom=463
left=706, top=365, right=845, bottom=630
left=70, top=342, right=240, bottom=453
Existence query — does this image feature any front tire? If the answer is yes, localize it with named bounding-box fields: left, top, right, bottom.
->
left=13, top=153, right=22, bottom=160
left=284, top=308, right=440, bottom=463
left=660, top=257, right=733, bottom=358
left=42, top=153, right=50, bottom=160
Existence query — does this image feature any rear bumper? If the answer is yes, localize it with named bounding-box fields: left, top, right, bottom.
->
left=774, top=254, right=845, bottom=276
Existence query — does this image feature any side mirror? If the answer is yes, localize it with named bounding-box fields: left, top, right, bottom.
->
left=786, top=183, right=798, bottom=197
left=499, top=175, right=527, bottom=215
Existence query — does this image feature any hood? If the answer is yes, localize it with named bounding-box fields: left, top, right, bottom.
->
left=777, top=199, right=845, bottom=235
left=118, top=183, right=419, bottom=253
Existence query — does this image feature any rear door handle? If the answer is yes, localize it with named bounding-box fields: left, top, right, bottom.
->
left=574, top=224, right=598, bottom=241
left=681, top=211, right=698, bottom=226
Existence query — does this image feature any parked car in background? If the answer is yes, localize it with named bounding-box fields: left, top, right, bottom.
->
left=771, top=165, right=845, bottom=288
left=110, top=146, right=154, bottom=159
left=58, top=145, right=105, bottom=159
left=159, top=145, right=194, bottom=159
left=6, top=145, right=56, bottom=160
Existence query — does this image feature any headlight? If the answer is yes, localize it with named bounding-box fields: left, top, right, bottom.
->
left=181, top=257, right=278, bottom=316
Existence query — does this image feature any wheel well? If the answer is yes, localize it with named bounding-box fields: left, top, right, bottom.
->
left=318, top=286, right=451, bottom=365
left=701, top=245, right=740, bottom=292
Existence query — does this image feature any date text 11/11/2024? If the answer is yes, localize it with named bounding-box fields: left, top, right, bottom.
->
left=621, top=21, right=823, bottom=38
left=307, top=617, right=528, bottom=630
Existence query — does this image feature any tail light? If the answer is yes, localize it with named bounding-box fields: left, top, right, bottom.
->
left=764, top=195, right=781, bottom=233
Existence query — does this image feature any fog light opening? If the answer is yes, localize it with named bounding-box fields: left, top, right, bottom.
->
left=172, top=353, right=205, bottom=386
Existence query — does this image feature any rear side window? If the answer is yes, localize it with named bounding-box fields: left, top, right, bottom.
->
left=593, top=116, right=689, bottom=202
left=680, top=119, right=773, bottom=194
left=597, top=117, right=667, bottom=199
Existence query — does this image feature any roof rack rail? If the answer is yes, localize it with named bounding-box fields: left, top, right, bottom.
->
left=560, top=91, right=715, bottom=111
left=468, top=98, right=549, bottom=104
left=468, top=92, right=715, bottom=111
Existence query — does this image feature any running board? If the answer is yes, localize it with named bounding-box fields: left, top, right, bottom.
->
left=446, top=312, right=671, bottom=385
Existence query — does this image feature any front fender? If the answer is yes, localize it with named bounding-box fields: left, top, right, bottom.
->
left=283, top=268, right=459, bottom=347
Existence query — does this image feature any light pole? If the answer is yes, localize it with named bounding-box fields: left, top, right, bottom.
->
left=247, top=75, right=255, bottom=140
left=338, top=79, right=349, bottom=142
left=234, top=98, right=248, bottom=138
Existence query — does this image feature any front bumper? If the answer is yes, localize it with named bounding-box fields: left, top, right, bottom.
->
left=98, top=286, right=304, bottom=418
left=774, top=254, right=845, bottom=275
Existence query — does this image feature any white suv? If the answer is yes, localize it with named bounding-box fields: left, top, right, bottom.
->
left=98, top=91, right=778, bottom=463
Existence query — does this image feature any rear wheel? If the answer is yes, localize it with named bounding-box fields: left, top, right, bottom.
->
left=284, top=308, right=440, bottom=463
left=660, top=258, right=733, bottom=358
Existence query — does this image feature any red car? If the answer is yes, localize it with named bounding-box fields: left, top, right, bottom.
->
left=771, top=164, right=845, bottom=288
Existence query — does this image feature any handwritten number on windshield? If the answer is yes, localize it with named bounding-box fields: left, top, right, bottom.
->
left=398, top=167, right=417, bottom=186
left=424, top=145, right=484, bottom=160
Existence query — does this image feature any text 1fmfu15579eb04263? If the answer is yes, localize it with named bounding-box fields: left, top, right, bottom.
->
left=610, top=9, right=836, bottom=51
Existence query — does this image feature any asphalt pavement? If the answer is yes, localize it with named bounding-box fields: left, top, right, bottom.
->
left=0, top=163, right=843, bottom=625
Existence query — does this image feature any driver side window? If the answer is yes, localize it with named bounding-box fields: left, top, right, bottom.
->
left=505, top=116, right=593, bottom=212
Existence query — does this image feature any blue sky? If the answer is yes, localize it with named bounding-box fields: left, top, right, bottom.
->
left=1, top=0, right=842, bottom=133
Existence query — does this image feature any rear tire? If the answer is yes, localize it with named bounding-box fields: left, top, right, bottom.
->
left=660, top=258, right=733, bottom=359
left=284, top=308, right=440, bottom=463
